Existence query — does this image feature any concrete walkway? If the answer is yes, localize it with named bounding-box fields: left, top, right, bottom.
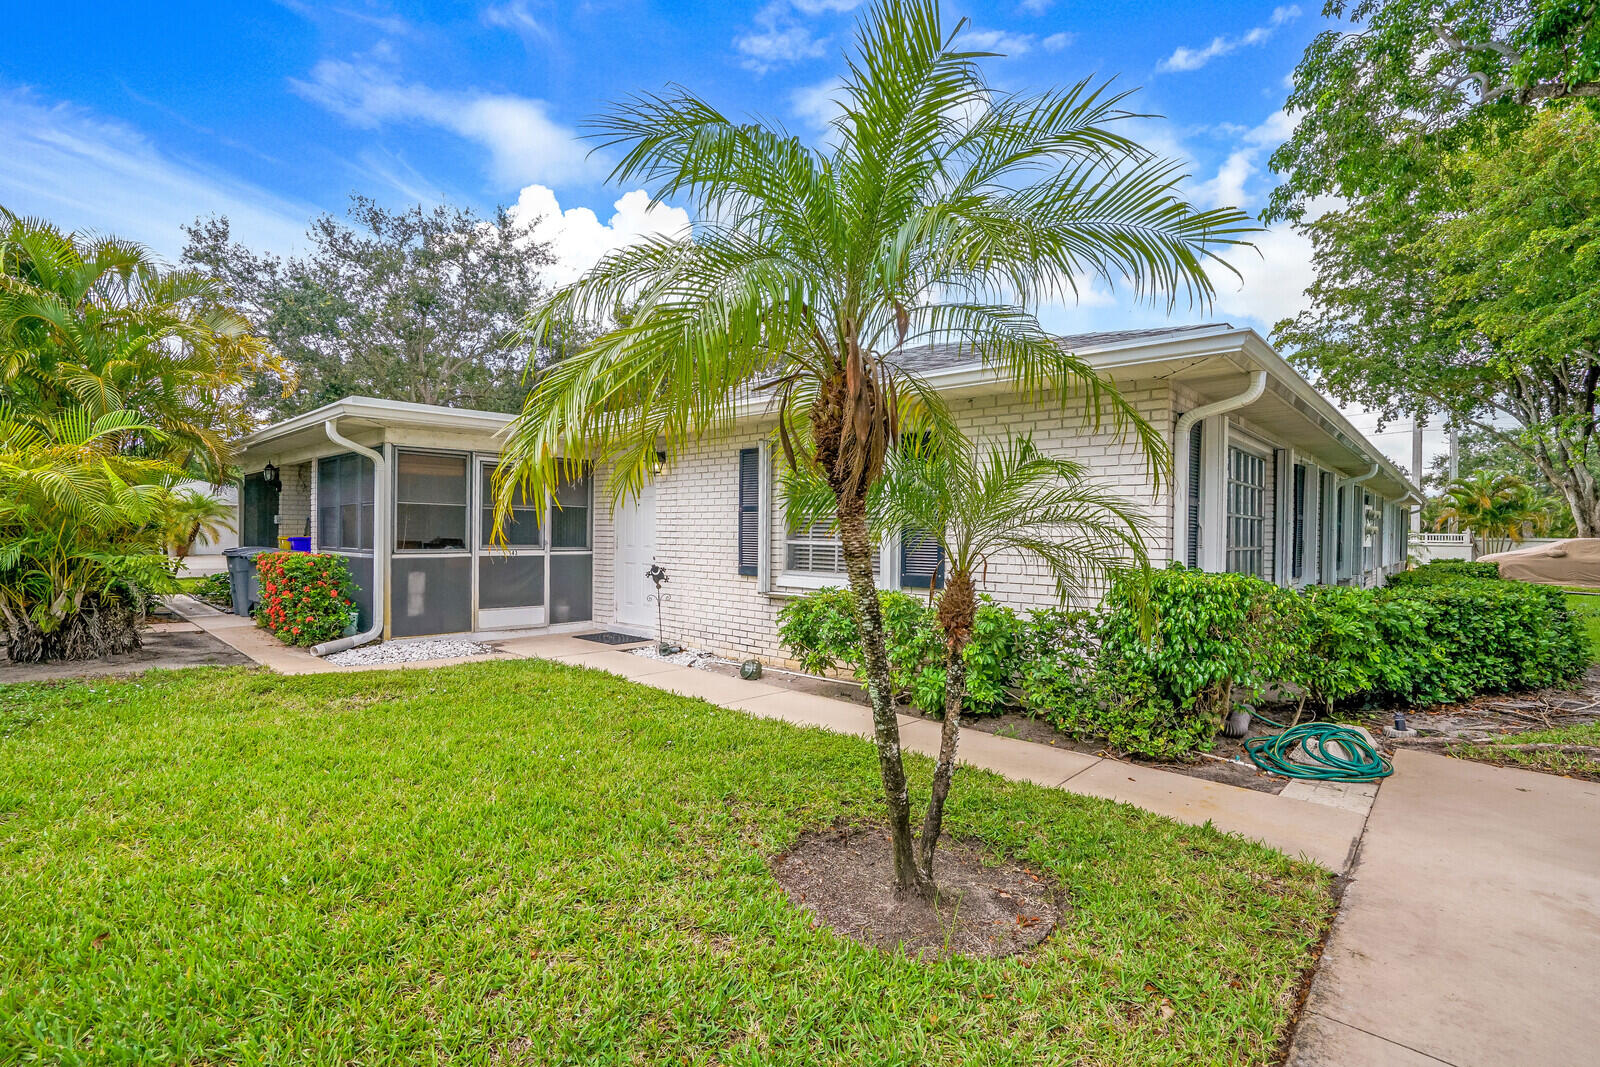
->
left=501, top=634, right=1369, bottom=872
left=1288, top=749, right=1600, bottom=1066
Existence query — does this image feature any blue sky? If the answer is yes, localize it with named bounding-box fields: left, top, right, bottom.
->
left=0, top=0, right=1435, bottom=465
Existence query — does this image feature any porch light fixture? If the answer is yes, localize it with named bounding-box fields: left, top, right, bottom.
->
left=654, top=450, right=667, bottom=475
left=262, top=463, right=279, bottom=484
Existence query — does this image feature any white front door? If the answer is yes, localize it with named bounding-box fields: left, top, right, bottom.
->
left=614, top=484, right=657, bottom=630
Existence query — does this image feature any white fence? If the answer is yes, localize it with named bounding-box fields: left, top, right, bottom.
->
left=1409, top=532, right=1473, bottom=563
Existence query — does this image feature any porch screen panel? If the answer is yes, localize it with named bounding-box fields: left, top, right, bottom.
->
left=395, top=452, right=468, bottom=551
left=479, top=555, right=545, bottom=610
left=1226, top=447, right=1266, bottom=577
left=390, top=556, right=472, bottom=637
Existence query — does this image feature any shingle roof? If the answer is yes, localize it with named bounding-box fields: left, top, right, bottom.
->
left=888, top=323, right=1234, bottom=375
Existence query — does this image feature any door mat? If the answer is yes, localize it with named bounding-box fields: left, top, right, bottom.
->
left=574, top=631, right=651, bottom=645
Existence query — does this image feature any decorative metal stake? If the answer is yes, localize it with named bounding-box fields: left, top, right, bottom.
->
left=645, top=564, right=674, bottom=654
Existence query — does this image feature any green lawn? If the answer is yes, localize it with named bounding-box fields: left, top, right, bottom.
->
left=1566, top=592, right=1600, bottom=662
left=1455, top=720, right=1600, bottom=779
left=0, top=661, right=1332, bottom=1065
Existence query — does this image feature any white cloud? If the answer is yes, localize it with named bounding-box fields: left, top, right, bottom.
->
left=481, top=0, right=553, bottom=44
left=0, top=88, right=313, bottom=260
left=734, top=2, right=831, bottom=73
left=508, top=184, right=691, bottom=286
left=1158, top=5, right=1300, bottom=72
left=1018, top=0, right=1054, bottom=13
left=290, top=59, right=594, bottom=187
left=963, top=28, right=1038, bottom=55
left=1041, top=32, right=1076, bottom=53
left=790, top=78, right=846, bottom=133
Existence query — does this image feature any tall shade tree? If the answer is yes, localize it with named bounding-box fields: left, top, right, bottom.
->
left=183, top=197, right=557, bottom=418
left=791, top=435, right=1150, bottom=884
left=0, top=209, right=277, bottom=481
left=497, top=0, right=1252, bottom=897
left=1267, top=0, right=1600, bottom=224
left=1274, top=105, right=1600, bottom=532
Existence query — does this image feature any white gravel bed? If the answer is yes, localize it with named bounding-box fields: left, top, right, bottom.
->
left=325, top=639, right=497, bottom=666
left=628, top=644, right=725, bottom=668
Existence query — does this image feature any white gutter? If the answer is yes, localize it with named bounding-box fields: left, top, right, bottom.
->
left=1173, top=370, right=1268, bottom=566
left=310, top=419, right=388, bottom=657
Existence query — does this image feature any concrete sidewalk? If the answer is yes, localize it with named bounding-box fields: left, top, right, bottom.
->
left=1288, top=749, right=1600, bottom=1066
left=502, top=635, right=1369, bottom=872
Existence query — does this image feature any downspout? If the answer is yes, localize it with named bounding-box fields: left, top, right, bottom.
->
left=1174, top=369, right=1268, bottom=566
left=1343, top=460, right=1381, bottom=585
left=311, top=419, right=387, bottom=657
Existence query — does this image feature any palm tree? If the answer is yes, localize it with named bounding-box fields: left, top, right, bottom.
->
left=0, top=405, right=179, bottom=661
left=496, top=0, right=1252, bottom=896
left=1433, top=470, right=1552, bottom=554
left=160, top=488, right=236, bottom=562
left=842, top=434, right=1150, bottom=883
left=0, top=208, right=279, bottom=479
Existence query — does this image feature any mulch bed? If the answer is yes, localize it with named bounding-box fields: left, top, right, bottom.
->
left=771, top=825, right=1060, bottom=961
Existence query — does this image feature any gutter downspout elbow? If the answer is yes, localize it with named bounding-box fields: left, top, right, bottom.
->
left=310, top=419, right=387, bottom=657
left=1174, top=369, right=1268, bottom=568
left=1173, top=369, right=1269, bottom=440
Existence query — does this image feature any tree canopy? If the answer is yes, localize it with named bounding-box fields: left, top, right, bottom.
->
left=182, top=196, right=556, bottom=418
left=1267, top=0, right=1600, bottom=222
left=1275, top=104, right=1600, bottom=531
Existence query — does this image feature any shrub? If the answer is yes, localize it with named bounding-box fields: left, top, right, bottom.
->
left=189, top=572, right=232, bottom=609
left=1093, top=565, right=1299, bottom=752
left=776, top=588, right=1022, bottom=716
left=1386, top=559, right=1501, bottom=588
left=1015, top=607, right=1099, bottom=724
left=1376, top=580, right=1587, bottom=704
left=1284, top=586, right=1395, bottom=717
left=254, top=552, right=356, bottom=647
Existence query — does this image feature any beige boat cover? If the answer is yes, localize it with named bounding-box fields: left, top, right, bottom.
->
left=1480, top=538, right=1600, bottom=587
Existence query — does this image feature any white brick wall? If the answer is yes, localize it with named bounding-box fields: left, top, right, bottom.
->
left=599, top=384, right=1178, bottom=665
left=280, top=462, right=312, bottom=543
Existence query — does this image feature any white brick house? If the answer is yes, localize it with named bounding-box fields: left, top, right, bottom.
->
left=235, top=323, right=1418, bottom=661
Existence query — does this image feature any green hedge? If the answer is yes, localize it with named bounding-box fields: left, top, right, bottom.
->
left=1385, top=559, right=1501, bottom=588
left=776, top=563, right=1589, bottom=760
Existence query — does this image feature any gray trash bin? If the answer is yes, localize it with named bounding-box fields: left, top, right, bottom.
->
left=222, top=546, right=274, bottom=617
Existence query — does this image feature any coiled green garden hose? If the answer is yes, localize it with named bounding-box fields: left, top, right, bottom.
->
left=1243, top=716, right=1394, bottom=781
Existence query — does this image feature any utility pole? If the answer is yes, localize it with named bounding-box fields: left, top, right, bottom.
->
left=1448, top=428, right=1460, bottom=481
left=1411, top=420, right=1425, bottom=535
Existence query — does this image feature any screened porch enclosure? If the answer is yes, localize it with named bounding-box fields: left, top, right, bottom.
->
left=386, top=448, right=593, bottom=638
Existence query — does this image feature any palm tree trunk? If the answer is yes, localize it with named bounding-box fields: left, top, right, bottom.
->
left=836, top=497, right=928, bottom=896
left=919, top=569, right=975, bottom=886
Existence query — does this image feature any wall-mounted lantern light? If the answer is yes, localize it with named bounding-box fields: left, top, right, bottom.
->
left=262, top=463, right=279, bottom=484
left=654, top=450, right=667, bottom=475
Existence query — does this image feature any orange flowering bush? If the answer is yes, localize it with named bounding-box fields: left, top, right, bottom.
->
left=254, top=552, right=356, bottom=646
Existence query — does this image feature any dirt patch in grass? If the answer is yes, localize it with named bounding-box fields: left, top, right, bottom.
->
left=772, top=825, right=1059, bottom=961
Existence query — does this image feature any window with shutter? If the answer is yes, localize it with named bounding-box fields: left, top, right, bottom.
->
left=737, top=447, right=760, bottom=576
left=1185, top=421, right=1203, bottom=568
left=898, top=529, right=945, bottom=589
left=1292, top=464, right=1307, bottom=579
